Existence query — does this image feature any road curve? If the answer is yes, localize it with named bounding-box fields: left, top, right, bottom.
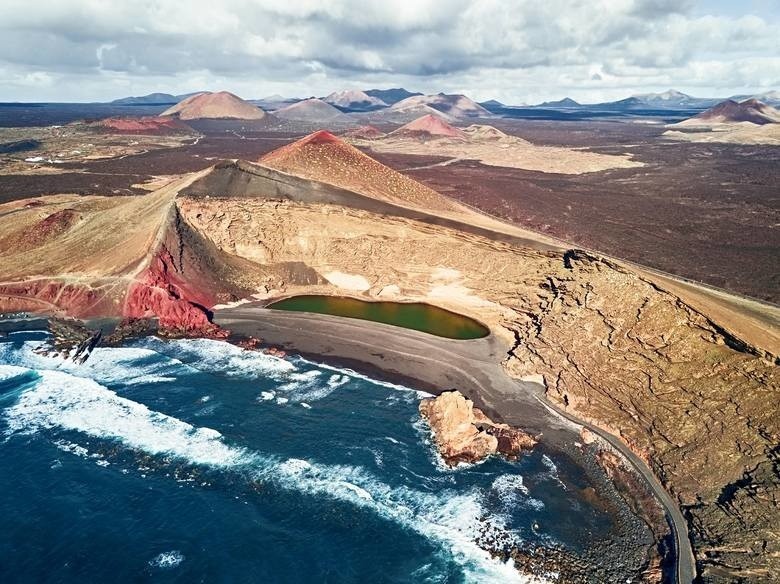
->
left=216, top=306, right=696, bottom=582
left=532, top=395, right=696, bottom=584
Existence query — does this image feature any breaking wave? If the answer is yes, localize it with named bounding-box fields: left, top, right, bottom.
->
left=149, top=550, right=184, bottom=569
left=2, top=361, right=540, bottom=583
left=5, top=369, right=252, bottom=468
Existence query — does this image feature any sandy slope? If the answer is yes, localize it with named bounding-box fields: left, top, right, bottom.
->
left=663, top=122, right=780, bottom=145
left=355, top=120, right=643, bottom=174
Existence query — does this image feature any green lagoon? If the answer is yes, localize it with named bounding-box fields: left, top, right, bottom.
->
left=267, top=295, right=489, bottom=340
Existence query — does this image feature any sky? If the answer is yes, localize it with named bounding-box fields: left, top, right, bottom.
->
left=0, top=0, right=778, bottom=104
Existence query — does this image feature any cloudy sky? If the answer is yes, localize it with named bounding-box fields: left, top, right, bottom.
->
left=1, top=0, right=778, bottom=104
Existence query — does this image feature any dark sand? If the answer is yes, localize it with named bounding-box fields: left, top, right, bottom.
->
left=216, top=305, right=569, bottom=437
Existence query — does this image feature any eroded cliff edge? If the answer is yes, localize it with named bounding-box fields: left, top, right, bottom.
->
left=1, top=151, right=777, bottom=581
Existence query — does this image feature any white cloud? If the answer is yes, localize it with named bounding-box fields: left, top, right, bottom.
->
left=0, top=0, right=777, bottom=102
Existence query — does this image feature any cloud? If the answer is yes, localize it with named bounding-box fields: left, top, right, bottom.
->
left=0, top=0, right=777, bottom=102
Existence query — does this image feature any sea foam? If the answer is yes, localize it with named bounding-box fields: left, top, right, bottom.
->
left=1, top=336, right=547, bottom=583
left=149, top=550, right=184, bottom=569
left=2, top=365, right=542, bottom=583
left=4, top=368, right=252, bottom=468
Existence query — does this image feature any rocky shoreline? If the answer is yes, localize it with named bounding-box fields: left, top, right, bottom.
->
left=1, top=313, right=674, bottom=582
left=216, top=307, right=678, bottom=582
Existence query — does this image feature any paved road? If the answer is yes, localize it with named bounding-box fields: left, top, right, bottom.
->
left=216, top=306, right=695, bottom=582
left=533, top=395, right=696, bottom=584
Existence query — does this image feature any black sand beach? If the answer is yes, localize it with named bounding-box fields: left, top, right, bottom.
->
left=215, top=303, right=694, bottom=582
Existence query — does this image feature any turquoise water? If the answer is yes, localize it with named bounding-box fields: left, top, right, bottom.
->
left=0, top=331, right=611, bottom=582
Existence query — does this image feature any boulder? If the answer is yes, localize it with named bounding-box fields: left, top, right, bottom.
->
left=419, top=390, right=537, bottom=465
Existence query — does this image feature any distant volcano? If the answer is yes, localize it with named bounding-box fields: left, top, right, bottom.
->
left=390, top=93, right=490, bottom=118
left=364, top=88, right=422, bottom=105
left=391, top=114, right=466, bottom=139
left=682, top=99, right=780, bottom=125
left=273, top=98, right=349, bottom=122
left=93, top=116, right=194, bottom=135
left=161, top=92, right=266, bottom=120
left=258, top=130, right=459, bottom=213
left=342, top=125, right=385, bottom=140
left=324, top=90, right=386, bottom=110
left=536, top=97, right=580, bottom=108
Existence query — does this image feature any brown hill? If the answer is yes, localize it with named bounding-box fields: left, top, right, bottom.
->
left=682, top=98, right=780, bottom=125
left=258, top=130, right=460, bottom=213
left=273, top=98, right=349, bottom=123
left=0, top=174, right=253, bottom=334
left=391, top=114, right=466, bottom=139
left=161, top=91, right=266, bottom=120
left=390, top=93, right=490, bottom=118
left=341, top=125, right=385, bottom=140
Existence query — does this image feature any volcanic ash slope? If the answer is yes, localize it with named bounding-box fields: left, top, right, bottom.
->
left=258, top=130, right=464, bottom=215
left=161, top=91, right=267, bottom=120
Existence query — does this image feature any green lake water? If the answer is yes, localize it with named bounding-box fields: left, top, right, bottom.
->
left=266, top=295, right=490, bottom=340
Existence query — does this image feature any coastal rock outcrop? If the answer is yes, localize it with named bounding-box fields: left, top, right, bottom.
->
left=419, top=390, right=537, bottom=465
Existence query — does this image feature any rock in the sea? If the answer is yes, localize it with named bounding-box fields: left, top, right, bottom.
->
left=419, top=390, right=537, bottom=465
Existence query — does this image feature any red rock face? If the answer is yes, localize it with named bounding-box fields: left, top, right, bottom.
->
left=123, top=246, right=219, bottom=333
left=96, top=116, right=193, bottom=134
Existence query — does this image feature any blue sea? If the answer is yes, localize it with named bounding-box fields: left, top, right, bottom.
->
left=0, top=331, right=612, bottom=583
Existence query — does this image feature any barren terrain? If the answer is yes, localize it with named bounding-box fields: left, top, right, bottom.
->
left=1, top=128, right=778, bottom=580
left=663, top=123, right=780, bottom=145
left=1, top=117, right=777, bottom=306
left=382, top=120, right=780, bottom=303
left=0, top=123, right=196, bottom=176
left=356, top=122, right=644, bottom=174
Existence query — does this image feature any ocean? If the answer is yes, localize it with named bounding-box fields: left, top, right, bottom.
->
left=0, top=331, right=612, bottom=583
